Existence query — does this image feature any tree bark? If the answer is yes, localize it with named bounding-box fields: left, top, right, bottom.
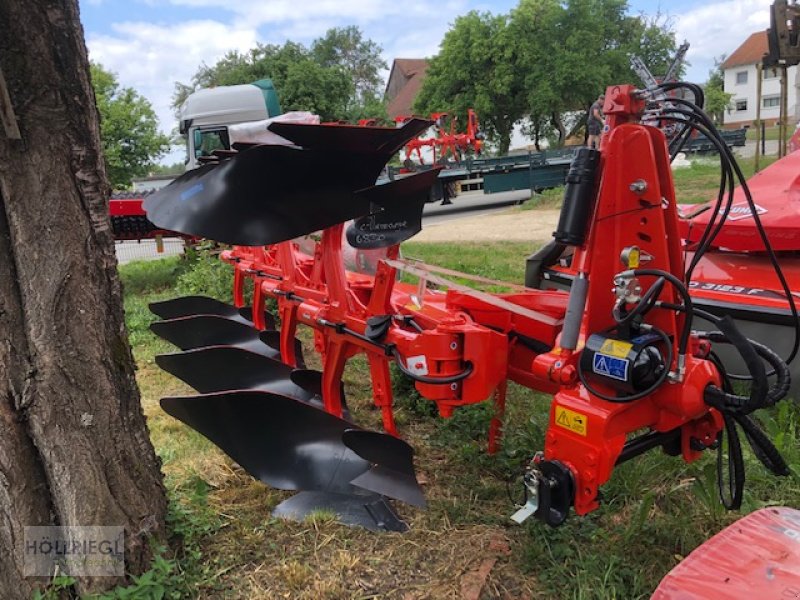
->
left=496, top=121, right=512, bottom=156
left=0, top=1, right=167, bottom=597
left=550, top=111, right=566, bottom=147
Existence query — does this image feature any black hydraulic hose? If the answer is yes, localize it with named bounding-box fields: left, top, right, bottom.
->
left=702, top=316, right=767, bottom=412
left=655, top=109, right=745, bottom=276
left=655, top=112, right=734, bottom=260
left=717, top=414, right=745, bottom=510
left=668, top=124, right=693, bottom=161
left=651, top=97, right=799, bottom=367
left=613, top=276, right=665, bottom=326
left=706, top=345, right=790, bottom=511
left=317, top=319, right=472, bottom=385
left=701, top=331, right=791, bottom=409
left=391, top=348, right=473, bottom=385
left=660, top=101, right=796, bottom=337
left=654, top=114, right=735, bottom=280
left=626, top=268, right=693, bottom=356
left=659, top=301, right=789, bottom=384
left=658, top=81, right=705, bottom=110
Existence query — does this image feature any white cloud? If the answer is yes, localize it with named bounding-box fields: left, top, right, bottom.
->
left=673, top=0, right=772, bottom=81
left=84, top=0, right=470, bottom=165
left=163, top=0, right=446, bottom=30
left=86, top=0, right=772, bottom=165
left=87, top=20, right=258, bottom=161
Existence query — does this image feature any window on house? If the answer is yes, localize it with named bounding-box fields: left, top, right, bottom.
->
left=736, top=71, right=748, bottom=84
left=763, top=67, right=779, bottom=79
left=763, top=95, right=780, bottom=108
left=735, top=99, right=748, bottom=111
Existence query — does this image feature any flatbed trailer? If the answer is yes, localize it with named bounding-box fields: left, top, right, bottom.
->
left=389, top=146, right=578, bottom=200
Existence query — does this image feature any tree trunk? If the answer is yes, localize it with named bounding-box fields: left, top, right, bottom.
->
left=551, top=111, right=566, bottom=147
left=0, top=1, right=167, bottom=597
left=497, top=122, right=512, bottom=156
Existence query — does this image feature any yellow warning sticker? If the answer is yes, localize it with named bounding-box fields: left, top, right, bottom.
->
left=599, top=339, right=633, bottom=358
left=627, top=247, right=640, bottom=269
left=555, top=406, right=588, bottom=437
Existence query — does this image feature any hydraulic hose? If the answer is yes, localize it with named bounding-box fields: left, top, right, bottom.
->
left=391, top=348, right=473, bottom=385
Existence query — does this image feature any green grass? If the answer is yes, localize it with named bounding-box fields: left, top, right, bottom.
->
left=671, top=154, right=779, bottom=204
left=403, top=240, right=529, bottom=283
left=745, top=124, right=793, bottom=141
left=115, top=151, right=800, bottom=599
left=513, top=155, right=780, bottom=209
left=519, top=186, right=563, bottom=210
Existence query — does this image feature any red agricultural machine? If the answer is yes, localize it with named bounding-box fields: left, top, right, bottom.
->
left=109, top=191, right=162, bottom=240
left=395, top=109, right=484, bottom=167
left=143, top=83, right=793, bottom=535
left=110, top=190, right=196, bottom=244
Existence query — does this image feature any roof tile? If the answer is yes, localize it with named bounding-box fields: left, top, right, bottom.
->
left=385, top=59, right=429, bottom=119
left=722, top=31, right=768, bottom=69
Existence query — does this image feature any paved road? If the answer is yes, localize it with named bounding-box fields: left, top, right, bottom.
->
left=733, top=139, right=779, bottom=159
left=114, top=188, right=533, bottom=264
left=115, top=238, right=186, bottom=265
left=422, top=188, right=531, bottom=225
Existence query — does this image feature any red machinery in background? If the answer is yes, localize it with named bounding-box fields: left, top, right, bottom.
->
left=141, top=86, right=790, bottom=531
left=110, top=190, right=195, bottom=243
left=396, top=109, right=484, bottom=166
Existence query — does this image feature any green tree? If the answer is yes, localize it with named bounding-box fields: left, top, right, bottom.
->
left=312, top=26, right=388, bottom=111
left=149, top=161, right=185, bottom=176
left=414, top=11, right=526, bottom=155
left=705, top=55, right=733, bottom=125
left=90, top=63, right=170, bottom=188
left=174, top=29, right=388, bottom=122
left=173, top=42, right=351, bottom=121
left=281, top=58, right=352, bottom=118
left=511, top=0, right=677, bottom=146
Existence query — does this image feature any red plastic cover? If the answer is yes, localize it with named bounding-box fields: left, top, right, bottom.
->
left=653, top=507, right=800, bottom=599
left=677, top=151, right=800, bottom=252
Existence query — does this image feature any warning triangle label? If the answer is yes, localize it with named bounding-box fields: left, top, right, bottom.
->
left=595, top=355, right=609, bottom=375
left=555, top=406, right=588, bottom=436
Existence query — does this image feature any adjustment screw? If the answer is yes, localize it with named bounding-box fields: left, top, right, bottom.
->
left=629, top=179, right=647, bottom=194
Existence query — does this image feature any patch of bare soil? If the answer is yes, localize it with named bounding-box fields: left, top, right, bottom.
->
left=415, top=209, right=560, bottom=243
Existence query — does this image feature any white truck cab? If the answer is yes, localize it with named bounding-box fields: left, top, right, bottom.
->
left=179, top=79, right=281, bottom=169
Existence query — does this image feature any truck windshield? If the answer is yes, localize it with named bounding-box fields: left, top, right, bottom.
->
left=194, top=128, right=230, bottom=159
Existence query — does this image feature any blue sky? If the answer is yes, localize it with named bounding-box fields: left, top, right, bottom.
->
left=79, top=0, right=774, bottom=161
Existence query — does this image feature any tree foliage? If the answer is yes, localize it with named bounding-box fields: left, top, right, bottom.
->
left=90, top=63, right=170, bottom=189
left=174, top=27, right=388, bottom=122
left=416, top=0, right=678, bottom=151
left=312, top=26, right=388, bottom=108
left=705, top=55, right=733, bottom=125
left=414, top=11, right=525, bottom=155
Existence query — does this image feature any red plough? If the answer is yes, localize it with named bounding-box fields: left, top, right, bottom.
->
left=143, top=84, right=792, bottom=531
left=396, top=109, right=484, bottom=166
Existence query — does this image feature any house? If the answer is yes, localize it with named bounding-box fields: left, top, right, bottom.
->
left=384, top=59, right=429, bottom=119
left=722, top=30, right=798, bottom=128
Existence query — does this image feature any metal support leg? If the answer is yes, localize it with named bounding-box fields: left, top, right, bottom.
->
left=488, top=380, right=508, bottom=454
left=367, top=353, right=397, bottom=436
left=321, top=341, right=348, bottom=418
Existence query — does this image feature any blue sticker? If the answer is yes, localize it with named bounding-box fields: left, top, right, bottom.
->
left=629, top=333, right=660, bottom=345
left=593, top=353, right=629, bottom=382
left=180, top=183, right=204, bottom=201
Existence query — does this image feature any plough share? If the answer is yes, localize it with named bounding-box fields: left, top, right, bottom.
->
left=144, top=84, right=791, bottom=531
